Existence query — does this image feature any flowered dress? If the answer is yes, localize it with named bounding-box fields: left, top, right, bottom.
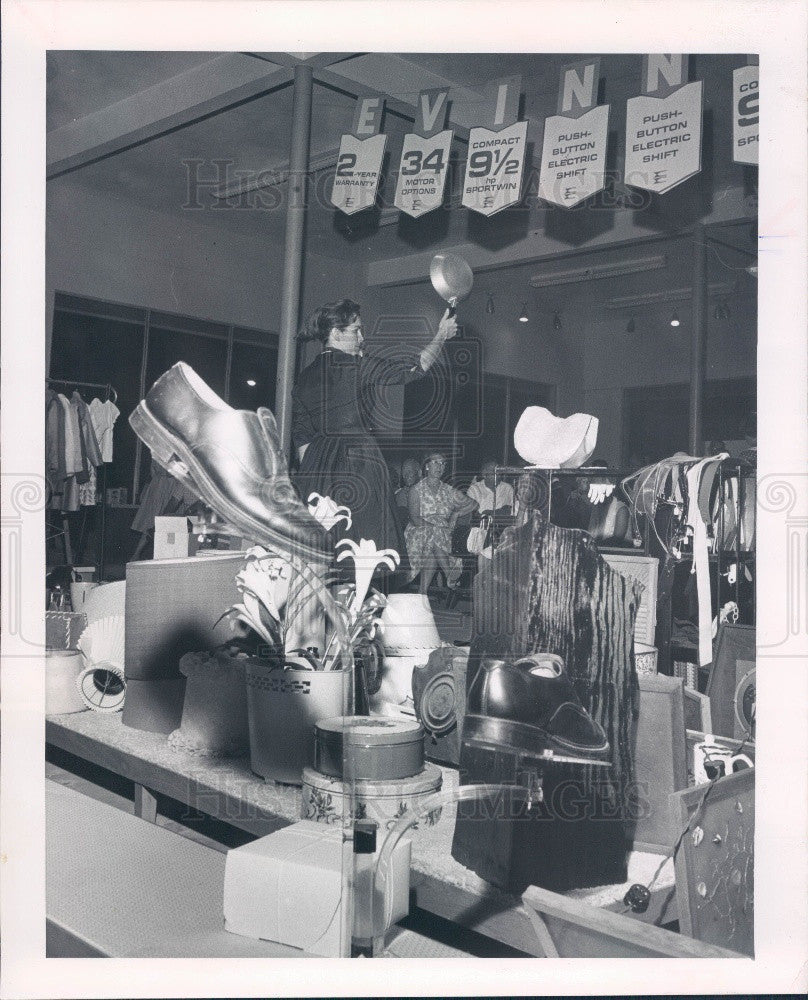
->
left=404, top=478, right=466, bottom=583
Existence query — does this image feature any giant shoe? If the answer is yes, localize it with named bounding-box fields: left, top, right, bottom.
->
left=463, top=653, right=610, bottom=763
left=129, top=362, right=330, bottom=567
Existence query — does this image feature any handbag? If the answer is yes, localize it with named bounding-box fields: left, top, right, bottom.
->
left=466, top=514, right=492, bottom=555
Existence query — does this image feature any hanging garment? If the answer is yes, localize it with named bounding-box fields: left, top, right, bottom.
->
left=89, top=397, right=120, bottom=463
left=739, top=471, right=756, bottom=552
left=58, top=394, right=82, bottom=476
left=715, top=473, right=739, bottom=551
left=452, top=513, right=642, bottom=893
left=684, top=455, right=727, bottom=666
left=72, top=392, right=103, bottom=471
left=45, top=390, right=67, bottom=501
left=71, top=394, right=90, bottom=485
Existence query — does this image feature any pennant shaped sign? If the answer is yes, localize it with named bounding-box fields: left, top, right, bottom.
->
left=462, top=76, right=527, bottom=217
left=624, top=55, right=703, bottom=194
left=394, top=88, right=453, bottom=218
left=539, top=59, right=609, bottom=208
left=733, top=65, right=759, bottom=165
left=331, top=97, right=387, bottom=216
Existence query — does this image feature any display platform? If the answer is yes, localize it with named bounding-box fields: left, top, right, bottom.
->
left=46, top=711, right=677, bottom=956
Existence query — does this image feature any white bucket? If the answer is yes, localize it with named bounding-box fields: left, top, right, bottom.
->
left=46, top=649, right=88, bottom=714
left=70, top=581, right=98, bottom=613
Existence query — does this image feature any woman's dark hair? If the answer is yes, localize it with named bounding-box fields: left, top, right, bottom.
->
left=299, top=299, right=360, bottom=343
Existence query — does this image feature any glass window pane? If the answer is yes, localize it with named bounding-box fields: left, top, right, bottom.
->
left=229, top=340, right=278, bottom=412
left=145, top=326, right=227, bottom=397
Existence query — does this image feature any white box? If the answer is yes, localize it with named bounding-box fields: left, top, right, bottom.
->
left=223, top=819, right=411, bottom=956
left=153, top=516, right=189, bottom=560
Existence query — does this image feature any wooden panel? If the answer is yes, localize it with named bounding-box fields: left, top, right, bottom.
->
left=683, top=687, right=712, bottom=733
left=522, top=884, right=740, bottom=958
left=670, top=767, right=755, bottom=957
left=631, top=674, right=688, bottom=853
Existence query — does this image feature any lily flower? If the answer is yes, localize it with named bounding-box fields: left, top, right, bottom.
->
left=237, top=547, right=290, bottom=621
left=335, top=538, right=399, bottom=618
left=307, top=493, right=353, bottom=533
left=220, top=603, right=279, bottom=648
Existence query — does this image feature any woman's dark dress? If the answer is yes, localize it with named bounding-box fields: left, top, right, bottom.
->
left=292, top=347, right=424, bottom=553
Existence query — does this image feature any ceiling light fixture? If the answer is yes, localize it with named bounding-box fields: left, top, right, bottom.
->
left=518, top=303, right=529, bottom=323
left=246, top=379, right=257, bottom=387
left=669, top=310, right=680, bottom=328
left=553, top=312, right=562, bottom=331
left=626, top=316, right=636, bottom=333
left=485, top=293, right=495, bottom=315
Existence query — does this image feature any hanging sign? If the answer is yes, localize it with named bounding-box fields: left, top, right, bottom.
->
left=733, top=64, right=759, bottom=165
left=394, top=88, right=453, bottom=218
left=462, top=76, right=528, bottom=217
left=624, top=55, right=703, bottom=194
left=330, top=97, right=387, bottom=216
left=538, top=59, right=609, bottom=208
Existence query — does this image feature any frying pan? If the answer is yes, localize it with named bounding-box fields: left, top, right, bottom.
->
left=430, top=252, right=474, bottom=317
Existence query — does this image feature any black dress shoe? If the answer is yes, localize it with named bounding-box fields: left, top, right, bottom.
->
left=463, top=653, right=609, bottom=761
left=129, top=362, right=330, bottom=566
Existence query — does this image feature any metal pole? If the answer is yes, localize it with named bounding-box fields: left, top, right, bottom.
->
left=275, top=64, right=313, bottom=454
left=689, top=223, right=707, bottom=454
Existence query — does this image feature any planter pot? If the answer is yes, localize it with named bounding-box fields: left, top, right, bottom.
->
left=245, top=662, right=351, bottom=785
left=168, top=650, right=250, bottom=756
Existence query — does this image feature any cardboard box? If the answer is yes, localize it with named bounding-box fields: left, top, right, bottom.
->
left=223, top=819, right=411, bottom=956
left=153, top=516, right=189, bottom=560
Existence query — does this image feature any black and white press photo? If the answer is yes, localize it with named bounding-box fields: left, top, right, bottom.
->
left=2, top=1, right=807, bottom=997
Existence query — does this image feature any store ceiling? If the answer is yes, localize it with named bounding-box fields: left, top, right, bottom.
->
left=47, top=50, right=757, bottom=308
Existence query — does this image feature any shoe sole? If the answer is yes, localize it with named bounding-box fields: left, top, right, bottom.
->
left=129, top=401, right=330, bottom=567
left=463, top=713, right=611, bottom=766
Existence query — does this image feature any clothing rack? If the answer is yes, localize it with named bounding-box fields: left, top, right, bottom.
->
left=46, top=378, right=118, bottom=581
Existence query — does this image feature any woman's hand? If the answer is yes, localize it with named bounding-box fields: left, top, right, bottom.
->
left=437, top=308, right=459, bottom=341
left=420, top=308, right=458, bottom=372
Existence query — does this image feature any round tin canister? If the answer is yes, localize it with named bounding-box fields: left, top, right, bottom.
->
left=314, top=715, right=425, bottom=781
left=301, top=762, right=443, bottom=830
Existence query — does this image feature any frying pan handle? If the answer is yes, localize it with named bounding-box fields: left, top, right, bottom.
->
left=447, top=304, right=457, bottom=319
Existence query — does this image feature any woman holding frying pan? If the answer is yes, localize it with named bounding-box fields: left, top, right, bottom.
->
left=292, top=298, right=458, bottom=555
